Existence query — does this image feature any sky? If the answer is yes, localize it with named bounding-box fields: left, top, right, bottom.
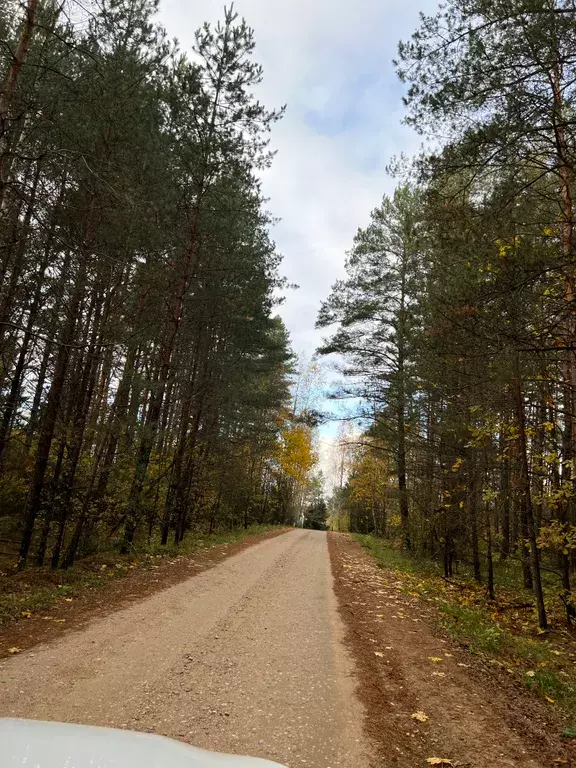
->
left=157, top=0, right=440, bottom=486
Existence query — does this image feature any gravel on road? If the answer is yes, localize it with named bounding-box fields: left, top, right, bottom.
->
left=0, top=530, right=371, bottom=768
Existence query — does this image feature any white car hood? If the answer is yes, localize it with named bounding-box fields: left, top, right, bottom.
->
left=0, top=719, right=287, bottom=768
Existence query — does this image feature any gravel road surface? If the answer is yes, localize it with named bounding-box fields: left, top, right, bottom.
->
left=0, top=530, right=371, bottom=768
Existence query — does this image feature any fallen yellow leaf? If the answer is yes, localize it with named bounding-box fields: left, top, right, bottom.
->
left=411, top=711, right=429, bottom=722
left=21, top=611, right=31, bottom=618
left=8, top=647, right=22, bottom=654
left=426, top=759, right=453, bottom=766
left=374, top=651, right=384, bottom=657
left=545, top=696, right=555, bottom=704
left=428, top=657, right=443, bottom=663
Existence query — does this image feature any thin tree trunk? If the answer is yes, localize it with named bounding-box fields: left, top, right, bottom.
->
left=499, top=428, right=511, bottom=560
left=0, top=238, right=52, bottom=462
left=486, top=506, right=495, bottom=601
left=469, top=458, right=481, bottom=583
left=513, top=359, right=547, bottom=629
left=0, top=0, right=39, bottom=209
left=24, top=253, right=71, bottom=454
left=0, top=161, right=41, bottom=354
left=34, top=434, right=66, bottom=566
left=397, top=347, right=409, bottom=547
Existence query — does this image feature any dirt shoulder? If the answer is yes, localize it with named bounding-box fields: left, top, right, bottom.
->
left=0, top=527, right=289, bottom=659
left=328, top=532, right=575, bottom=768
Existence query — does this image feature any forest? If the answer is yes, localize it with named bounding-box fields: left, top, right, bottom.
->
left=5, top=0, right=576, bottom=638
left=0, top=0, right=320, bottom=573
left=319, top=0, right=576, bottom=629
left=4, top=1, right=576, bottom=760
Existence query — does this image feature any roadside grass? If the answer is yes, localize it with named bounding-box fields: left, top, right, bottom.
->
left=355, top=534, right=576, bottom=718
left=0, top=525, right=281, bottom=628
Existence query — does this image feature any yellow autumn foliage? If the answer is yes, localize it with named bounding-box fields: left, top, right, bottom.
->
left=349, top=441, right=391, bottom=507
left=278, top=423, right=317, bottom=486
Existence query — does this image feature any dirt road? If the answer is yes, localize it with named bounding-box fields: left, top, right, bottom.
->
left=0, top=530, right=370, bottom=768
left=3, top=529, right=571, bottom=768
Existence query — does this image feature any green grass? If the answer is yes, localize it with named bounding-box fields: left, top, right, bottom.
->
left=133, top=524, right=278, bottom=557
left=356, top=534, right=443, bottom=577
left=438, top=601, right=506, bottom=653
left=355, top=534, right=576, bottom=717
left=0, top=525, right=282, bottom=628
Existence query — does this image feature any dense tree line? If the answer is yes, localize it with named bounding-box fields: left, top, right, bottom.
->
left=318, top=0, right=576, bottom=628
left=0, top=0, right=306, bottom=571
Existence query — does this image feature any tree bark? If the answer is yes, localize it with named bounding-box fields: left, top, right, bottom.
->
left=0, top=0, right=39, bottom=209
left=513, top=358, right=547, bottom=629
left=499, top=427, right=511, bottom=560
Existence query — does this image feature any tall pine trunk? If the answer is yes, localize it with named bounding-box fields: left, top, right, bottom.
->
left=17, top=261, right=87, bottom=568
